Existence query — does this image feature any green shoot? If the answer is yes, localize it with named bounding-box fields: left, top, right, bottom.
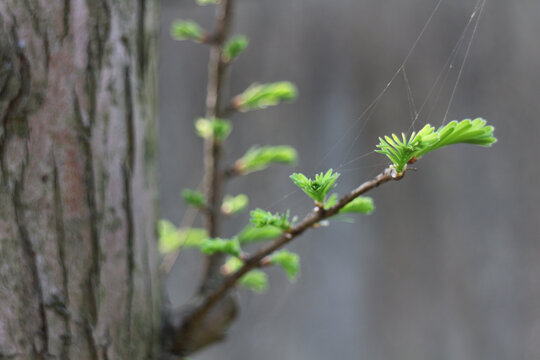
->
left=200, top=238, right=241, bottom=257
left=171, top=20, right=204, bottom=42
left=196, top=0, right=219, bottom=5
left=290, top=169, right=340, bottom=205
left=195, top=118, right=232, bottom=142
left=221, top=194, right=249, bottom=215
left=222, top=36, right=249, bottom=62
left=250, top=209, right=293, bottom=231
left=158, top=220, right=207, bottom=254
left=376, top=118, right=496, bottom=173
left=181, top=189, right=205, bottom=208
left=222, top=257, right=243, bottom=274
left=238, top=270, right=268, bottom=293
left=340, top=196, right=374, bottom=214
left=237, top=225, right=282, bottom=244
left=234, top=145, right=297, bottom=174
left=270, top=250, right=300, bottom=281
left=233, top=82, right=297, bottom=111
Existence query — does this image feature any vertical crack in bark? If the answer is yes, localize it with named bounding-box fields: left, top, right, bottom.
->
left=21, top=0, right=42, bottom=34
left=136, top=0, right=147, bottom=77
left=12, top=150, right=50, bottom=358
left=123, top=65, right=135, bottom=350
left=73, top=95, right=100, bottom=327
left=1, top=24, right=31, bottom=180
left=42, top=30, right=50, bottom=73
left=61, top=0, right=71, bottom=40
left=53, top=157, right=71, bottom=360
left=83, top=319, right=99, bottom=360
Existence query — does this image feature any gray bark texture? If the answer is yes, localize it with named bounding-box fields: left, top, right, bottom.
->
left=0, top=1, right=160, bottom=359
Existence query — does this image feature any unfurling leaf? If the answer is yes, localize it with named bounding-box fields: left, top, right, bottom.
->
left=200, top=238, right=241, bottom=257
left=223, top=36, right=249, bottom=62
left=233, top=82, right=297, bottom=111
left=340, top=196, right=374, bottom=215
left=234, top=145, right=297, bottom=174
left=237, top=225, right=282, bottom=244
left=196, top=0, right=219, bottom=5
left=290, top=169, right=340, bottom=205
left=375, top=118, right=496, bottom=173
left=171, top=20, right=204, bottom=42
left=270, top=250, right=300, bottom=281
left=181, top=189, right=205, bottom=208
left=250, top=209, right=293, bottom=231
left=238, top=270, right=268, bottom=293
left=195, top=117, right=232, bottom=142
left=221, top=194, right=249, bottom=215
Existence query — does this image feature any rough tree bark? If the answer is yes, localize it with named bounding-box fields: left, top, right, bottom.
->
left=0, top=1, right=160, bottom=359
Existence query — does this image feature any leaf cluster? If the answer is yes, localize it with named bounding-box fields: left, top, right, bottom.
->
left=325, top=194, right=375, bottom=215
left=290, top=169, right=340, bottom=205
left=200, top=238, right=241, bottom=257
left=233, top=82, right=297, bottom=111
left=250, top=209, right=293, bottom=231
left=196, top=0, right=219, bottom=5
left=376, top=118, right=496, bottom=173
left=270, top=250, right=300, bottom=281
left=171, top=20, right=204, bottom=42
left=182, top=189, right=205, bottom=208
left=223, top=36, right=249, bottom=62
left=237, top=225, right=282, bottom=244
left=234, top=145, right=297, bottom=174
left=221, top=194, right=249, bottom=215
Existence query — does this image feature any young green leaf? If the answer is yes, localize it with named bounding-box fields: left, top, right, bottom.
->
left=375, top=124, right=438, bottom=173
left=158, top=220, right=207, bottom=254
left=424, top=118, right=497, bottom=154
left=181, top=189, right=205, bottom=208
left=375, top=118, right=496, bottom=173
left=195, top=117, right=232, bottom=142
left=171, top=20, right=204, bottom=42
left=232, top=82, right=297, bottom=111
left=196, top=0, right=219, bottom=5
left=234, top=145, right=297, bottom=174
left=222, top=36, right=249, bottom=62
left=290, top=169, right=340, bottom=205
left=339, top=196, right=374, bottom=215
left=200, top=237, right=241, bottom=257
left=324, top=193, right=339, bottom=209
left=221, top=194, right=249, bottom=215
left=237, top=225, right=282, bottom=244
left=270, top=250, right=300, bottom=281
left=250, top=208, right=293, bottom=231
left=238, top=270, right=268, bottom=293
left=222, top=256, right=243, bottom=274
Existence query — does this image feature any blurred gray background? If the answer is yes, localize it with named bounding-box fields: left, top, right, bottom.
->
left=159, top=0, right=540, bottom=359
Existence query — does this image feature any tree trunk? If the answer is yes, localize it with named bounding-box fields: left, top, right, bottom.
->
left=0, top=1, right=160, bottom=359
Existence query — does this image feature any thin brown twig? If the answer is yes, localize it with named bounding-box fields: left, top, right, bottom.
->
left=200, top=0, right=235, bottom=294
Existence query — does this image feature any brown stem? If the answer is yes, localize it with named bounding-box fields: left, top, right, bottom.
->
left=178, top=167, right=405, bottom=347
left=200, top=0, right=234, bottom=294
left=163, top=0, right=238, bottom=355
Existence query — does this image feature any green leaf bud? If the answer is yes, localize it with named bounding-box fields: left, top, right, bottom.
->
left=234, top=145, right=297, bottom=174
left=233, top=82, right=297, bottom=111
